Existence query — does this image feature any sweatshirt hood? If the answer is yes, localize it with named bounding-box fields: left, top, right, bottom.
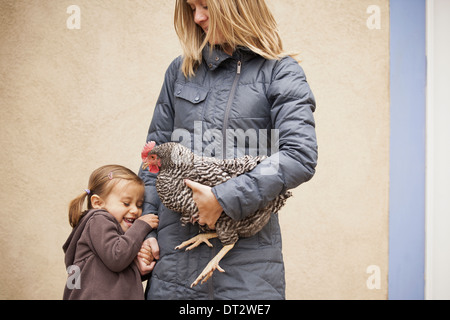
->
left=62, top=209, right=105, bottom=268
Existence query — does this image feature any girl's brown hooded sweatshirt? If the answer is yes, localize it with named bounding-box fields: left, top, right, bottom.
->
left=62, top=209, right=152, bottom=300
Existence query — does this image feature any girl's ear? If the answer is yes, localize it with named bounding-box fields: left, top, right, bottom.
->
left=90, top=194, right=104, bottom=209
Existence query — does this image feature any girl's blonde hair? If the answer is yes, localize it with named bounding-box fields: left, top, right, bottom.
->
left=174, top=0, right=292, bottom=77
left=68, top=165, right=144, bottom=228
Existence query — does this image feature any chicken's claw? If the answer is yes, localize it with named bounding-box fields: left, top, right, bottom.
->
left=190, top=243, right=235, bottom=288
left=175, top=233, right=217, bottom=251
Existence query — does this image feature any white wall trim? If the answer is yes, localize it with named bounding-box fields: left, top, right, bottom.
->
left=425, top=0, right=434, bottom=300
left=425, top=0, right=450, bottom=300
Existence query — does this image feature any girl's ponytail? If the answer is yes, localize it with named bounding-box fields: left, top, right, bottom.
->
left=68, top=192, right=89, bottom=228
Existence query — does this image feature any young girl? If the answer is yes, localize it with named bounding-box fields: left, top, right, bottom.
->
left=63, top=165, right=159, bottom=300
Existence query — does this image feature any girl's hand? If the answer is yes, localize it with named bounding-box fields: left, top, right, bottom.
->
left=138, top=237, right=160, bottom=263
left=135, top=238, right=160, bottom=275
left=184, top=179, right=223, bottom=229
left=134, top=256, right=153, bottom=276
left=138, top=238, right=153, bottom=265
left=139, top=214, right=159, bottom=229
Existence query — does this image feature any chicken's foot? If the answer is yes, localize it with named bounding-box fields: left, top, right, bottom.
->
left=190, top=243, right=235, bottom=288
left=175, top=232, right=217, bottom=251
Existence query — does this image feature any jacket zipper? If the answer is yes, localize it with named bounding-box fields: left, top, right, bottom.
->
left=208, top=60, right=241, bottom=298
left=222, top=60, right=241, bottom=158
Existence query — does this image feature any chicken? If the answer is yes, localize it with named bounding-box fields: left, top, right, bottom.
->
left=141, top=141, right=292, bottom=287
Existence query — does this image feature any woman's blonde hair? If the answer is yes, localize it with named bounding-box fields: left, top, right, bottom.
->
left=174, top=0, right=291, bottom=77
left=68, top=165, right=144, bottom=228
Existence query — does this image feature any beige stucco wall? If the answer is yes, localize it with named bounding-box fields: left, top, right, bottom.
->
left=0, top=0, right=389, bottom=299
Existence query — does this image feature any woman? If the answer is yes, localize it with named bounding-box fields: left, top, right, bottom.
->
left=139, top=0, right=317, bottom=299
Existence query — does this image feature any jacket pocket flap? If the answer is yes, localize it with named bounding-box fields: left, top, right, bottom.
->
left=174, top=83, right=208, bottom=104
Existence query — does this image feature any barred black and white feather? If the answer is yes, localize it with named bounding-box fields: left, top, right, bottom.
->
left=149, top=142, right=292, bottom=246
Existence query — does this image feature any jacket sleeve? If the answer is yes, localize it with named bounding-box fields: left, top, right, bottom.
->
left=87, top=215, right=152, bottom=273
left=212, top=57, right=318, bottom=221
left=138, top=57, right=181, bottom=216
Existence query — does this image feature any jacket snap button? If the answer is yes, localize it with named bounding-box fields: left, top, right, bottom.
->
left=208, top=63, right=213, bottom=68
left=194, top=96, right=200, bottom=102
left=215, top=56, right=219, bottom=61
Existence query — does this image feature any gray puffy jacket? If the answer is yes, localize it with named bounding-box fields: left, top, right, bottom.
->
left=139, top=45, right=317, bottom=300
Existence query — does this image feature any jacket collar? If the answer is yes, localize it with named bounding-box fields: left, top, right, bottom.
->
left=202, top=44, right=256, bottom=71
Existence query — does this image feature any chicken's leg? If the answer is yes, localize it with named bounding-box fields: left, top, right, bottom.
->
left=190, top=243, right=235, bottom=288
left=175, top=233, right=217, bottom=251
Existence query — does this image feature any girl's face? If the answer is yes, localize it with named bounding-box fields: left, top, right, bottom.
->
left=187, top=0, right=226, bottom=45
left=93, top=180, right=144, bottom=232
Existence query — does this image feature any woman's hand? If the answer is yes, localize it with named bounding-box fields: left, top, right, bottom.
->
left=184, top=179, right=223, bottom=229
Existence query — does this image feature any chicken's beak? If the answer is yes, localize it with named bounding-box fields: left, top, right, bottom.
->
left=142, top=154, right=160, bottom=171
